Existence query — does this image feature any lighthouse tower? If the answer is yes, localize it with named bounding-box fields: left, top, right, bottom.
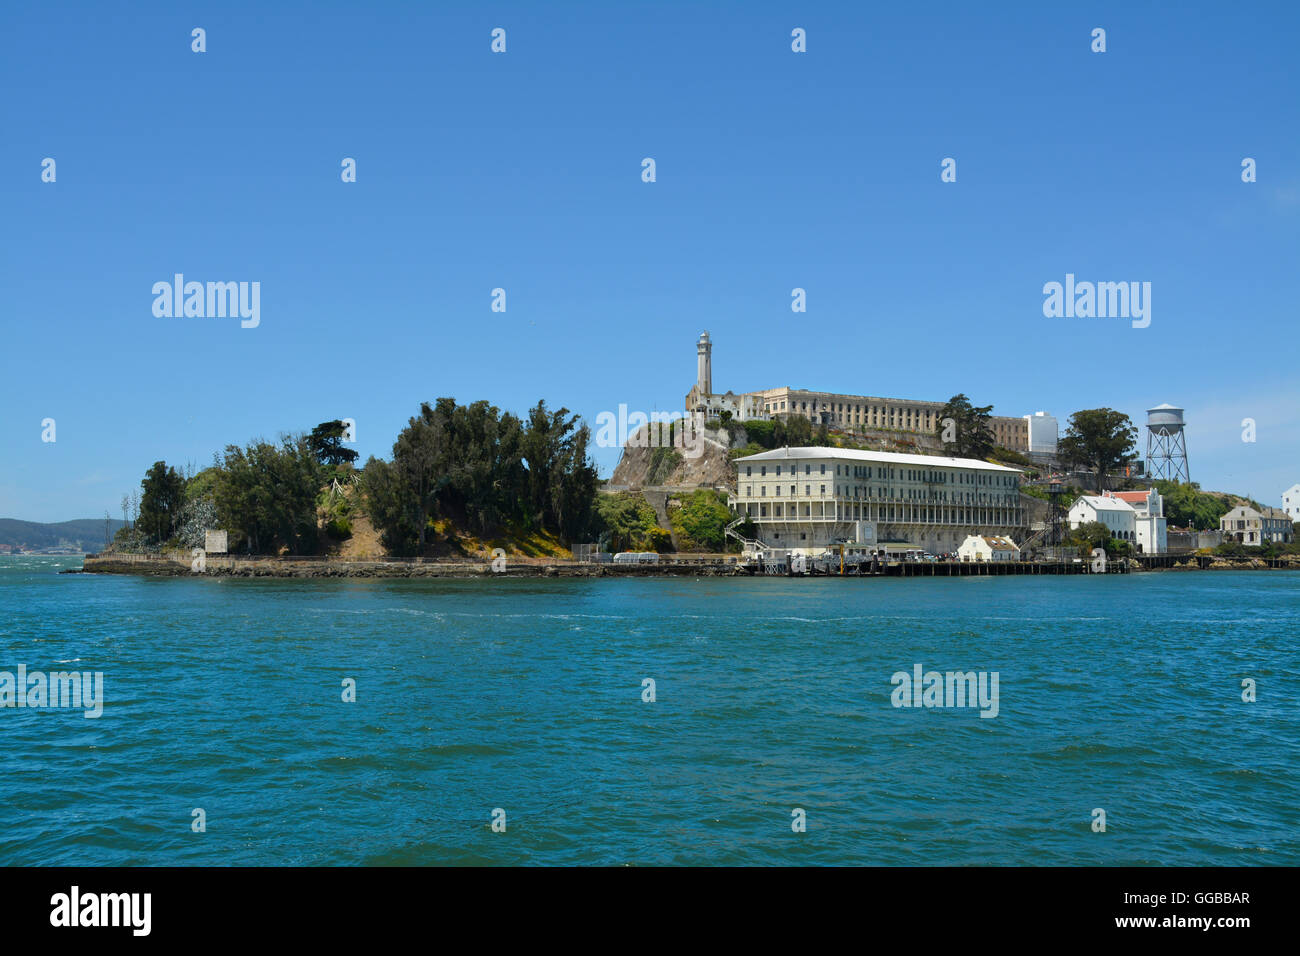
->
left=696, top=331, right=712, bottom=396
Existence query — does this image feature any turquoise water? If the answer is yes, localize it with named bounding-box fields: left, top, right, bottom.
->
left=1, top=555, right=1297, bottom=866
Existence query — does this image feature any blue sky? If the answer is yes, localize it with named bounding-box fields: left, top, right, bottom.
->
left=2, top=1, right=1297, bottom=522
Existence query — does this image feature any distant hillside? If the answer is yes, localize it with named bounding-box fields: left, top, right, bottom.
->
left=0, top=518, right=125, bottom=553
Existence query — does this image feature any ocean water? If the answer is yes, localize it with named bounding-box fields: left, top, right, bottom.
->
left=0, top=555, right=1296, bottom=866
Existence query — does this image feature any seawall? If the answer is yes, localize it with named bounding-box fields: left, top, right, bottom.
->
left=78, top=553, right=745, bottom=578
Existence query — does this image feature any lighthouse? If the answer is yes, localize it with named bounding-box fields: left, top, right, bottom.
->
left=696, top=330, right=712, bottom=396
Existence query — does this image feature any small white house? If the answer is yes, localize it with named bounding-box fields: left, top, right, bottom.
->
left=1068, top=495, right=1137, bottom=543
left=1282, top=484, right=1300, bottom=523
left=958, top=535, right=1021, bottom=562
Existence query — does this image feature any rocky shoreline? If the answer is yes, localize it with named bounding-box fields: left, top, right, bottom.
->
left=69, top=553, right=1300, bottom=578
left=74, top=555, right=746, bottom=578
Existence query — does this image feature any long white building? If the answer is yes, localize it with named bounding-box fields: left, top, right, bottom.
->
left=729, top=446, right=1025, bottom=555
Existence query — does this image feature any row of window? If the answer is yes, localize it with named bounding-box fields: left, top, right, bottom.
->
left=744, top=462, right=1018, bottom=488
left=755, top=398, right=1028, bottom=436
left=745, top=502, right=1020, bottom=523
left=742, top=484, right=1016, bottom=505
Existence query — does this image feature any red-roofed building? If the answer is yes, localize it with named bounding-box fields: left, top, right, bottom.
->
left=1107, top=488, right=1167, bottom=553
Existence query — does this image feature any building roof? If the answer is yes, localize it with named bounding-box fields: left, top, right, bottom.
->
left=1260, top=506, right=1291, bottom=520
left=1112, top=491, right=1152, bottom=504
left=1074, top=495, right=1136, bottom=513
left=733, top=446, right=1022, bottom=473
left=1222, top=505, right=1261, bottom=518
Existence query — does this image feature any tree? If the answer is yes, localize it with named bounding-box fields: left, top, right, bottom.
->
left=138, top=461, right=185, bottom=544
left=1069, top=520, right=1112, bottom=551
left=1067, top=520, right=1129, bottom=557
left=1154, top=480, right=1230, bottom=530
left=214, top=437, right=322, bottom=554
left=936, top=394, right=995, bottom=460
left=743, top=419, right=777, bottom=449
left=1059, top=409, right=1138, bottom=493
left=669, top=490, right=732, bottom=551
left=362, top=397, right=599, bottom=554
left=308, top=420, right=359, bottom=467
left=775, top=414, right=814, bottom=448
left=595, top=492, right=666, bottom=552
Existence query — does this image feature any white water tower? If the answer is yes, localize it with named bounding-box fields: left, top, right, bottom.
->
left=1146, top=404, right=1189, bottom=483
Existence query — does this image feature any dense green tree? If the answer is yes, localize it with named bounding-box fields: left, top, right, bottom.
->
left=595, top=492, right=666, bottom=552
left=742, top=420, right=777, bottom=449
left=1068, top=520, right=1130, bottom=557
left=669, top=490, right=732, bottom=551
left=1058, top=408, right=1138, bottom=493
left=777, top=414, right=815, bottom=447
left=307, top=420, right=359, bottom=467
left=214, top=437, right=322, bottom=554
left=363, top=397, right=599, bottom=554
left=138, top=461, right=185, bottom=544
left=936, top=394, right=995, bottom=460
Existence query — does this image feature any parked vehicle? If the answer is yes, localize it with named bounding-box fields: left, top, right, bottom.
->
left=613, top=552, right=660, bottom=564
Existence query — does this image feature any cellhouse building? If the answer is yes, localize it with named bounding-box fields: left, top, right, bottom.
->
left=729, top=446, right=1026, bottom=556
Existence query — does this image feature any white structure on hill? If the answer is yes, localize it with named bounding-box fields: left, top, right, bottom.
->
left=1110, top=489, right=1168, bottom=554
left=958, top=535, right=1021, bottom=562
left=686, top=331, right=767, bottom=423
left=696, top=330, right=712, bottom=395
left=1281, top=484, right=1300, bottom=522
left=729, top=446, right=1024, bottom=555
left=1024, top=412, right=1059, bottom=454
left=1068, top=494, right=1137, bottom=544
left=684, top=332, right=1032, bottom=449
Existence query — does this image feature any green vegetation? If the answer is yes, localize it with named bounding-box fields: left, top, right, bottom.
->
left=1058, top=408, right=1138, bottom=493
left=364, top=398, right=598, bottom=556
left=1020, top=483, right=1082, bottom=509
left=138, top=461, right=185, bottom=544
left=1212, top=538, right=1300, bottom=558
left=990, top=446, right=1034, bottom=469
left=595, top=492, right=669, bottom=552
left=935, top=394, right=995, bottom=460
left=1154, top=481, right=1232, bottom=530
left=731, top=414, right=818, bottom=451
left=113, top=404, right=603, bottom=558
left=1067, top=520, right=1130, bottom=558
left=728, top=442, right=766, bottom=460
left=215, top=436, right=324, bottom=554
left=668, top=490, right=733, bottom=551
